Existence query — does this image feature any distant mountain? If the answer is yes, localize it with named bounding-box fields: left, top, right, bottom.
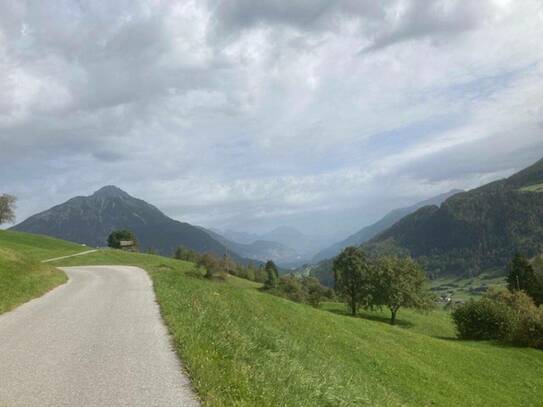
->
left=12, top=186, right=244, bottom=260
left=220, top=226, right=328, bottom=264
left=259, top=226, right=326, bottom=257
left=364, top=157, right=543, bottom=277
left=222, top=229, right=260, bottom=245
left=200, top=228, right=299, bottom=264
left=312, top=189, right=463, bottom=262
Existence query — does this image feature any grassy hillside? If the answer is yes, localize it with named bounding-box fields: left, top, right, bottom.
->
left=0, top=230, right=87, bottom=314
left=0, top=247, right=67, bottom=314
left=53, top=249, right=543, bottom=406
left=0, top=229, right=88, bottom=260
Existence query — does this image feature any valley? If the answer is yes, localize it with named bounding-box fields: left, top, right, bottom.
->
left=1, top=230, right=541, bottom=405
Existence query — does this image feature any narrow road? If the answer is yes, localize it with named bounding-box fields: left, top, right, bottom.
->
left=0, top=266, right=199, bottom=407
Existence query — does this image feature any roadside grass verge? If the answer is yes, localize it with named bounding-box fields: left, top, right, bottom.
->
left=0, top=247, right=67, bottom=315
left=53, top=248, right=543, bottom=406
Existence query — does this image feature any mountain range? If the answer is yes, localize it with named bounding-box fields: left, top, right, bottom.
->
left=364, top=157, right=543, bottom=277
left=311, top=189, right=463, bottom=262
left=305, top=157, right=543, bottom=285
left=12, top=186, right=245, bottom=260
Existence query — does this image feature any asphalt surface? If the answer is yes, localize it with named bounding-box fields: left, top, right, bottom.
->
left=0, top=266, right=199, bottom=407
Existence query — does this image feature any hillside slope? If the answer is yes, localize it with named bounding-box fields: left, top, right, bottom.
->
left=0, top=230, right=72, bottom=314
left=366, top=157, right=543, bottom=277
left=52, top=248, right=543, bottom=406
left=11, top=186, right=244, bottom=259
left=0, top=229, right=87, bottom=259
left=312, top=189, right=462, bottom=262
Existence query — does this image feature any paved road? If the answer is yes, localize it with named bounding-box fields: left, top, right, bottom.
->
left=0, top=266, right=199, bottom=407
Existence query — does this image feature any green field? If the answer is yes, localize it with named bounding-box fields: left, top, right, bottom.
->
left=0, top=229, right=89, bottom=260
left=0, top=247, right=67, bottom=315
left=430, top=273, right=507, bottom=301
left=52, top=247, right=543, bottom=406
left=520, top=182, right=543, bottom=193
left=0, top=230, right=87, bottom=314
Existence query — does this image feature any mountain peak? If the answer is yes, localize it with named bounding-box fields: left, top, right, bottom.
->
left=92, top=185, right=130, bottom=199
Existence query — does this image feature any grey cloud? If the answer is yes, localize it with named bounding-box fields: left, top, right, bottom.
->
left=92, top=150, right=125, bottom=162
left=209, top=0, right=386, bottom=34
left=1, top=0, right=543, bottom=240
left=366, top=0, right=497, bottom=51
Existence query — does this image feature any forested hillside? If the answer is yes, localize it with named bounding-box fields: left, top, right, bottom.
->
left=365, top=158, right=543, bottom=277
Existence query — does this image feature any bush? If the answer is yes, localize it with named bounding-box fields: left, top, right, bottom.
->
left=264, top=275, right=331, bottom=308
left=452, top=289, right=543, bottom=349
left=277, top=276, right=306, bottom=303
left=452, top=298, right=516, bottom=341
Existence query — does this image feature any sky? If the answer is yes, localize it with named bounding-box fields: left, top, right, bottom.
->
left=1, top=0, right=543, bottom=240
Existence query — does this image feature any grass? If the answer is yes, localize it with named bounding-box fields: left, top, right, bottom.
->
left=0, top=230, right=84, bottom=314
left=0, top=247, right=67, bottom=314
left=520, top=182, right=543, bottom=193
left=430, top=273, right=507, bottom=302
left=0, top=229, right=89, bottom=260
left=53, top=248, right=543, bottom=406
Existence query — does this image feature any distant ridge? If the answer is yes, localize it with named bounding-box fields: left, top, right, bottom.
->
left=312, top=189, right=463, bottom=262
left=363, top=157, right=543, bottom=277
left=12, top=186, right=245, bottom=260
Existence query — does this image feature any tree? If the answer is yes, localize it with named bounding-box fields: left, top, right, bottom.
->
left=0, top=194, right=16, bottom=225
left=197, top=252, right=221, bottom=278
left=333, top=247, right=372, bottom=316
left=263, top=260, right=279, bottom=289
left=370, top=256, right=433, bottom=325
left=107, top=230, right=137, bottom=250
left=301, top=276, right=328, bottom=308
left=174, top=246, right=199, bottom=262
left=507, top=253, right=542, bottom=304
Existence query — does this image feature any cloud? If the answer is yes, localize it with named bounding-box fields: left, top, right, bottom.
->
left=1, top=0, right=543, bottom=239
left=365, top=0, right=499, bottom=51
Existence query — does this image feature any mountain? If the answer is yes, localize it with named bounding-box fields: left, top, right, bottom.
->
left=312, top=189, right=463, bottom=262
left=259, top=226, right=327, bottom=257
left=220, top=226, right=329, bottom=264
left=11, top=186, right=244, bottom=259
left=364, top=157, right=543, bottom=277
left=199, top=228, right=299, bottom=264
left=222, top=229, right=260, bottom=245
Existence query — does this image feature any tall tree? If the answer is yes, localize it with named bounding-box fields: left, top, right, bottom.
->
left=263, top=260, right=279, bottom=289
left=333, top=247, right=372, bottom=316
left=370, top=256, right=432, bottom=325
left=0, top=194, right=16, bottom=225
left=508, top=253, right=543, bottom=305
